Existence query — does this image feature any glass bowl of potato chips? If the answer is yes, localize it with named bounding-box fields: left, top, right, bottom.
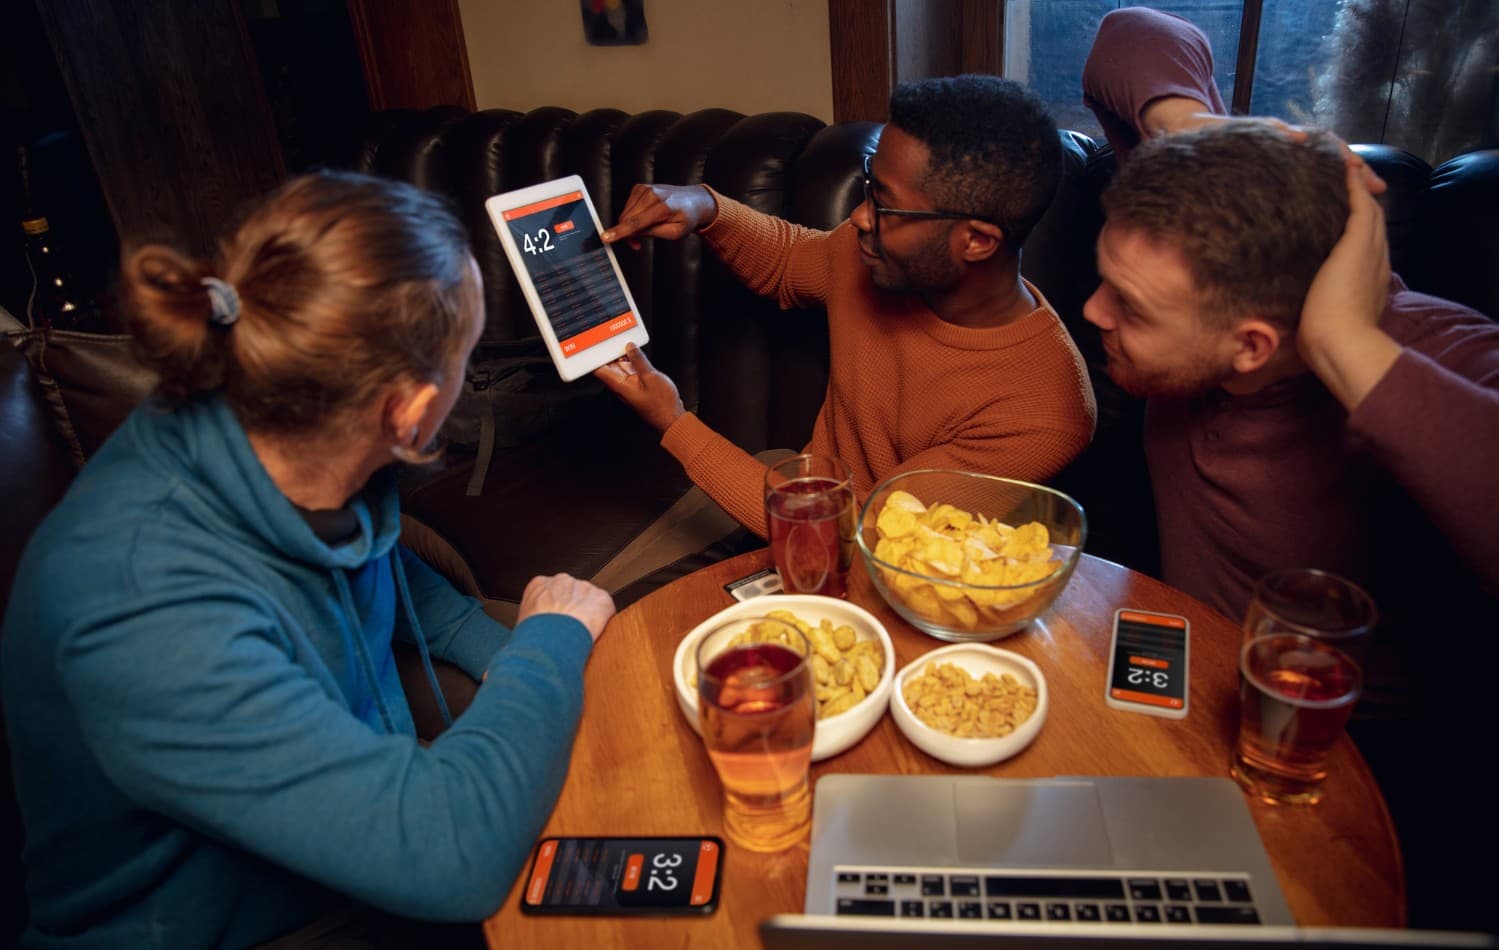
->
left=673, top=595, right=895, bottom=762
left=891, top=643, right=1049, bottom=767
left=856, top=470, right=1086, bottom=642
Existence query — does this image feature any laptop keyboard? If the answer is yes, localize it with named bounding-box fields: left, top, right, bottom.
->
left=832, top=868, right=1262, bottom=924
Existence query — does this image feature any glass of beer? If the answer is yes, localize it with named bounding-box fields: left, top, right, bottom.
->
left=696, top=617, right=816, bottom=852
left=1232, top=568, right=1377, bottom=805
left=765, top=454, right=856, bottom=598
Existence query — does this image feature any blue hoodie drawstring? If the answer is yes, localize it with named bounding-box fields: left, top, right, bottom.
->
left=332, top=569, right=397, bottom=734
left=389, top=550, right=453, bottom=729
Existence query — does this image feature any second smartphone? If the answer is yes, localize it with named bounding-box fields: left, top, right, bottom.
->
left=1105, top=608, right=1190, bottom=719
left=519, top=836, right=723, bottom=916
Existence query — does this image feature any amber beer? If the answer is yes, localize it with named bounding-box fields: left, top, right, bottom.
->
left=696, top=621, right=815, bottom=852
left=1232, top=569, right=1375, bottom=805
left=1233, top=634, right=1361, bottom=804
left=765, top=455, right=856, bottom=598
left=766, top=477, right=857, bottom=597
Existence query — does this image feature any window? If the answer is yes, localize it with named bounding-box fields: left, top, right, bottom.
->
left=1004, top=0, right=1498, bottom=166
left=1296, top=0, right=1498, bottom=165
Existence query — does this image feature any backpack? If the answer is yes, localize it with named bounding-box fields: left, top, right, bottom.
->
left=439, top=341, right=607, bottom=496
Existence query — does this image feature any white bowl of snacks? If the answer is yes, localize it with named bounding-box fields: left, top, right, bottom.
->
left=673, top=595, right=895, bottom=762
left=890, top=643, right=1048, bottom=768
left=857, top=469, right=1086, bottom=642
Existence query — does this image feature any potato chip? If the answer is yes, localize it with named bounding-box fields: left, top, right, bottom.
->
left=871, top=490, right=1061, bottom=632
left=876, top=505, right=919, bottom=539
left=884, top=490, right=928, bottom=514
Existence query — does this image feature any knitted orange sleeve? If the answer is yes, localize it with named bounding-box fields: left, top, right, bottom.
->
left=659, top=412, right=776, bottom=538
left=700, top=190, right=835, bottom=310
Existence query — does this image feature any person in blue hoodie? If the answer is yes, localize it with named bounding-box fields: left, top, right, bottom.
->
left=1, top=171, right=616, bottom=948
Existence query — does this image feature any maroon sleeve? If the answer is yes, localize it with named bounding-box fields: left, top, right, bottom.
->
left=1349, top=288, right=1499, bottom=593
left=1082, top=7, right=1227, bottom=160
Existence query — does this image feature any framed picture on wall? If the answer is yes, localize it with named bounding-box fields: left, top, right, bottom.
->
left=581, top=0, right=647, bottom=46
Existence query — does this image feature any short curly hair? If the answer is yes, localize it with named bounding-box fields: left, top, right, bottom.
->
left=1102, top=124, right=1350, bottom=329
left=888, top=75, right=1062, bottom=248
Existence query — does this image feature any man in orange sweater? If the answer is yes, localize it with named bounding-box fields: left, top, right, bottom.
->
left=596, top=76, right=1096, bottom=542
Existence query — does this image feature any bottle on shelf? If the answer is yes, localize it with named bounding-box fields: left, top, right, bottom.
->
left=16, top=143, right=94, bottom=332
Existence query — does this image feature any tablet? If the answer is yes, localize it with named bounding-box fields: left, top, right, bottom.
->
left=485, top=176, right=649, bottom=381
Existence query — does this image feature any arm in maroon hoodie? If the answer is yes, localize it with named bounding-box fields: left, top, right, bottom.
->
left=1301, top=164, right=1499, bottom=593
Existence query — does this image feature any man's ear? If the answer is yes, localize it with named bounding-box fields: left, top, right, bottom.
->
left=384, top=380, right=440, bottom=445
left=958, top=219, right=1006, bottom=264
left=1228, top=318, right=1285, bottom=374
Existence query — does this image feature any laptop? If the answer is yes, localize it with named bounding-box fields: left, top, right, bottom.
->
left=773, top=774, right=1495, bottom=947
left=802, top=774, right=1292, bottom=923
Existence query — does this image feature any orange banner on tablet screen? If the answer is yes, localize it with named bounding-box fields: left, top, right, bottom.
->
left=560, top=312, right=637, bottom=356
left=502, top=191, right=584, bottom=221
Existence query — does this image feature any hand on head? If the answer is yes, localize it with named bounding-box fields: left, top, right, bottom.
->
left=1156, top=109, right=1389, bottom=196
left=601, top=184, right=719, bottom=250
left=517, top=574, right=616, bottom=642
left=1293, top=159, right=1402, bottom=410
left=593, top=343, right=686, bottom=433
left=1256, top=121, right=1388, bottom=196
left=1297, top=159, right=1393, bottom=356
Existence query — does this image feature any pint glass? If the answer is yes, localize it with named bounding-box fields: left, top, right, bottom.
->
left=1232, top=569, right=1376, bottom=805
left=696, top=617, right=816, bottom=851
left=764, top=455, right=856, bottom=598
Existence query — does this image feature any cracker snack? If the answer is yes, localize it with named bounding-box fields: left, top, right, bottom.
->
left=870, top=490, right=1061, bottom=631
left=727, top=610, right=884, bottom=720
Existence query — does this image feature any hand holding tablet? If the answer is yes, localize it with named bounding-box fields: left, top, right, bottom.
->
left=594, top=343, right=685, bottom=433
left=486, top=176, right=650, bottom=380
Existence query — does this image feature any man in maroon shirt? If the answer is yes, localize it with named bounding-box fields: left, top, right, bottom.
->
left=1086, top=125, right=1499, bottom=672
left=1082, top=9, right=1499, bottom=931
left=1082, top=5, right=1499, bottom=701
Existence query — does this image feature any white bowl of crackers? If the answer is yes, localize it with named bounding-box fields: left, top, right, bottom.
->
left=857, top=469, right=1086, bottom=642
left=890, top=643, right=1049, bottom=768
left=673, top=595, right=895, bottom=762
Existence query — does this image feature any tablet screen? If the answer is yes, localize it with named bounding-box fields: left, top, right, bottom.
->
left=500, top=191, right=639, bottom=357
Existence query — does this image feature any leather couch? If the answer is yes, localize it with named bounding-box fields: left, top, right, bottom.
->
left=344, top=106, right=1499, bottom=611
left=1, top=106, right=1495, bottom=941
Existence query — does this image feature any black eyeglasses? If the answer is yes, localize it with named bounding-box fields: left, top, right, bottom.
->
left=861, top=154, right=995, bottom=236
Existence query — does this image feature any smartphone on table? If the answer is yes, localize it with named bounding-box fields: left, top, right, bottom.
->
left=519, top=836, right=723, bottom=916
left=1105, top=608, right=1190, bottom=719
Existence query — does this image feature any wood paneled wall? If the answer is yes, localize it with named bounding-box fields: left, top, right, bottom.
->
left=829, top=0, right=1004, bottom=124
left=347, top=0, right=475, bottom=111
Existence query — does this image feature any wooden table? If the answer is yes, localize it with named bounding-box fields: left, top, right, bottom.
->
left=484, top=551, right=1404, bottom=947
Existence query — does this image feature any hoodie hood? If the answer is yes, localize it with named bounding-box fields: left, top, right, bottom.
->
left=96, top=392, right=445, bottom=736
left=124, top=393, right=403, bottom=571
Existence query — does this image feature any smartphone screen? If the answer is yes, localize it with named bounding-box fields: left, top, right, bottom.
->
left=520, top=836, right=722, bottom=915
left=1107, top=609, right=1189, bottom=717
